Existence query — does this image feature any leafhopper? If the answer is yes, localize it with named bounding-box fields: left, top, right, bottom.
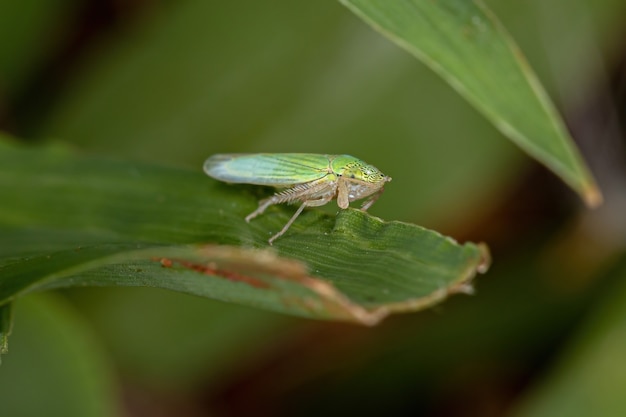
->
left=203, top=153, right=391, bottom=244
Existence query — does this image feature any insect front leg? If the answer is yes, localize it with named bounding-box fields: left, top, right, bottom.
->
left=336, top=178, right=349, bottom=209
left=360, top=187, right=385, bottom=211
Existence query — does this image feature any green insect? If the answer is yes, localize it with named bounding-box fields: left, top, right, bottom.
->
left=203, top=153, right=391, bottom=244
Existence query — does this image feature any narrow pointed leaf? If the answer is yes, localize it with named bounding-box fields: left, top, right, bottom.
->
left=0, top=294, right=118, bottom=416
left=0, top=302, right=12, bottom=362
left=0, top=139, right=489, bottom=335
left=339, top=0, right=601, bottom=206
left=511, top=262, right=626, bottom=417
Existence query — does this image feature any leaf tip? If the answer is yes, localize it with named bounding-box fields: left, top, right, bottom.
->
left=476, top=243, right=491, bottom=274
left=583, top=185, right=603, bottom=209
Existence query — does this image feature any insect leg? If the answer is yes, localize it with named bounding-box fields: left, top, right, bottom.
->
left=268, top=203, right=306, bottom=245
left=247, top=178, right=335, bottom=223
left=268, top=195, right=333, bottom=245
left=245, top=184, right=313, bottom=223
left=245, top=197, right=276, bottom=223
left=336, top=178, right=349, bottom=209
left=360, top=187, right=385, bottom=211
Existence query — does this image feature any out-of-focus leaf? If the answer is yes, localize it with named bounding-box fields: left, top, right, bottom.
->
left=0, top=139, right=489, bottom=332
left=66, top=287, right=290, bottom=389
left=0, top=302, right=12, bottom=361
left=339, top=0, right=601, bottom=206
left=510, top=260, right=626, bottom=417
left=487, top=0, right=626, bottom=99
left=0, top=0, right=78, bottom=95
left=0, top=293, right=118, bottom=417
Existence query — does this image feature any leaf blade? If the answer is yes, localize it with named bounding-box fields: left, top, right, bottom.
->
left=339, top=0, right=601, bottom=206
left=0, top=303, right=12, bottom=360
left=0, top=139, right=489, bottom=326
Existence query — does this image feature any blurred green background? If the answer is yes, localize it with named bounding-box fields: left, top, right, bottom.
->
left=1, top=0, right=625, bottom=416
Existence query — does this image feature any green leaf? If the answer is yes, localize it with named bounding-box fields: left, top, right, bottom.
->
left=510, top=260, right=626, bottom=417
left=0, top=0, right=78, bottom=96
left=66, top=287, right=291, bottom=389
left=0, top=294, right=118, bottom=417
left=339, top=0, right=602, bottom=206
left=0, top=302, right=13, bottom=361
left=0, top=138, right=489, bottom=330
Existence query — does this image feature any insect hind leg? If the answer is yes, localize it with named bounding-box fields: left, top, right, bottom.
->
left=245, top=196, right=277, bottom=223
left=268, top=203, right=306, bottom=245
left=245, top=181, right=321, bottom=223
left=268, top=195, right=333, bottom=245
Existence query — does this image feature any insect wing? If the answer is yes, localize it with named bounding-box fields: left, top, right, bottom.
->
left=204, top=154, right=331, bottom=186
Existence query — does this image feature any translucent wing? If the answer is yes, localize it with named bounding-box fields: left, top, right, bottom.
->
left=203, top=153, right=332, bottom=186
